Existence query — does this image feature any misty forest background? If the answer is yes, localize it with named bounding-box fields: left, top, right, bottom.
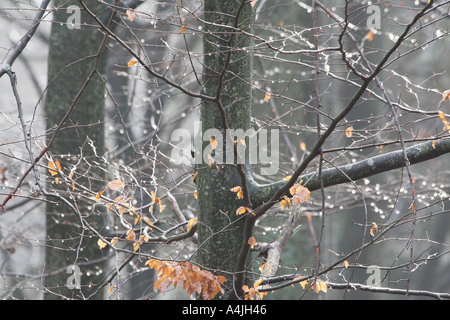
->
left=0, top=0, right=449, bottom=300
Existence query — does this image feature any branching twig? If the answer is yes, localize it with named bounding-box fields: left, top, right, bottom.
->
left=0, top=0, right=51, bottom=78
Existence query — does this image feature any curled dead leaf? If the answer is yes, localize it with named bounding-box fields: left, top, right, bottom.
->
left=97, top=238, right=107, bottom=249
left=126, top=9, right=136, bottom=21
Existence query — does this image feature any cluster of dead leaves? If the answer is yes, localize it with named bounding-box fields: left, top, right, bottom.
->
left=243, top=273, right=328, bottom=300
left=95, top=180, right=165, bottom=253
left=97, top=226, right=151, bottom=253
left=242, top=279, right=267, bottom=300
left=230, top=186, right=244, bottom=200
left=292, top=277, right=328, bottom=294
left=145, top=259, right=227, bottom=300
left=278, top=178, right=311, bottom=211
left=47, top=159, right=78, bottom=190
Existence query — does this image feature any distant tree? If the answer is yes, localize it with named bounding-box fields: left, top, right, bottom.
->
left=43, top=0, right=112, bottom=299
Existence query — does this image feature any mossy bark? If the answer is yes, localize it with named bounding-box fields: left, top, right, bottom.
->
left=44, top=0, right=110, bottom=299
left=195, top=0, right=253, bottom=297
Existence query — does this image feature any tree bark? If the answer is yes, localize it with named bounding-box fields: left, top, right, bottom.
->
left=196, top=0, right=253, bottom=298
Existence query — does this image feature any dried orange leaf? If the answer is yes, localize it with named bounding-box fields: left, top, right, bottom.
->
left=254, top=279, right=263, bottom=288
left=126, top=229, right=136, bottom=241
left=367, top=30, right=374, bottom=41
left=48, top=160, right=61, bottom=176
left=217, top=275, right=227, bottom=284
left=320, top=280, right=328, bottom=293
left=180, top=25, right=187, bottom=34
left=187, top=218, right=198, bottom=231
left=230, top=186, right=242, bottom=193
left=344, top=260, right=349, bottom=268
left=432, top=139, right=438, bottom=149
left=97, top=238, right=107, bottom=249
left=126, top=8, right=136, bottom=21
left=145, top=259, right=227, bottom=299
left=289, top=184, right=310, bottom=206
left=289, top=183, right=300, bottom=196
left=370, top=222, right=378, bottom=236
left=192, top=171, right=198, bottom=182
left=250, top=0, right=259, bottom=8
left=280, top=199, right=289, bottom=210
left=95, top=188, right=106, bottom=201
left=314, top=280, right=328, bottom=293
left=231, top=186, right=244, bottom=200
left=236, top=206, right=247, bottom=215
left=258, top=262, right=266, bottom=273
left=300, top=279, right=308, bottom=289
left=294, top=186, right=310, bottom=203
left=299, top=142, right=306, bottom=151
left=154, top=277, right=168, bottom=291
left=264, top=92, right=271, bottom=102
left=210, top=138, right=218, bottom=150
left=145, top=259, right=160, bottom=269
left=127, top=60, right=138, bottom=67
left=108, top=179, right=125, bottom=191
left=438, top=111, right=448, bottom=124
left=248, top=236, right=256, bottom=249
left=442, top=89, right=450, bottom=101
left=345, top=126, right=354, bottom=138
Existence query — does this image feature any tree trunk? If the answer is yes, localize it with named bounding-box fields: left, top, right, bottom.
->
left=196, top=0, right=253, bottom=298
left=44, top=0, right=110, bottom=299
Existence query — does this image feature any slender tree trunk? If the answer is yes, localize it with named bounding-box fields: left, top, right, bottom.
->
left=196, top=0, right=253, bottom=298
left=44, top=0, right=110, bottom=299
